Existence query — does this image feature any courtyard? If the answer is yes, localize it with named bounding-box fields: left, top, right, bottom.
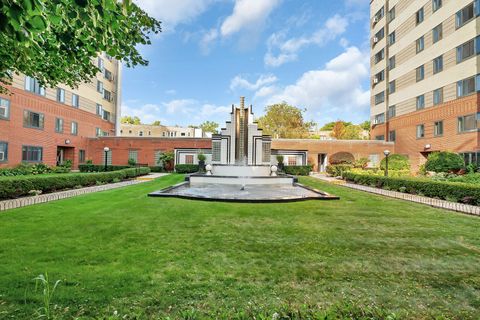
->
left=0, top=175, right=478, bottom=319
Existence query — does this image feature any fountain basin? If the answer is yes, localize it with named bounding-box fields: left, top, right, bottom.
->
left=189, top=174, right=294, bottom=186
left=211, top=165, right=271, bottom=177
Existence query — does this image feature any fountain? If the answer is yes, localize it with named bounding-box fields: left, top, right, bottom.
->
left=148, top=98, right=339, bottom=202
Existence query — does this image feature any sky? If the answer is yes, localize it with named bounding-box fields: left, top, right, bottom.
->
left=122, top=0, right=371, bottom=128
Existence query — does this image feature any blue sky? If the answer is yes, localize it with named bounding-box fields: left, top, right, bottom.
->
left=123, top=0, right=370, bottom=128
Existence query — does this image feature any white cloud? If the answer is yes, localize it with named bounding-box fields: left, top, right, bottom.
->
left=264, top=14, right=349, bottom=67
left=230, top=74, right=278, bottom=91
left=134, top=0, right=213, bottom=30
left=257, top=47, right=370, bottom=125
left=162, top=99, right=197, bottom=114
left=122, top=103, right=165, bottom=124
left=200, top=28, right=219, bottom=54
left=220, top=0, right=281, bottom=37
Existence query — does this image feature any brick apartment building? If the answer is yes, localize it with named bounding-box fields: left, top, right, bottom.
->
left=370, top=0, right=480, bottom=170
left=0, top=54, right=122, bottom=168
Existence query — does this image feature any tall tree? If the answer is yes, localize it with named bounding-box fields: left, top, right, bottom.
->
left=257, top=103, right=316, bottom=138
left=151, top=120, right=161, bottom=126
left=331, top=121, right=346, bottom=139
left=121, top=116, right=141, bottom=125
left=0, top=0, right=161, bottom=93
left=200, top=121, right=219, bottom=134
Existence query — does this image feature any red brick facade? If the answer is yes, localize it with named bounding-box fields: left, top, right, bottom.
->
left=371, top=94, right=480, bottom=170
left=0, top=87, right=114, bottom=169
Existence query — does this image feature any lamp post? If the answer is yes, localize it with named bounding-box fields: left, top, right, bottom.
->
left=103, top=147, right=110, bottom=171
left=384, top=149, right=391, bottom=177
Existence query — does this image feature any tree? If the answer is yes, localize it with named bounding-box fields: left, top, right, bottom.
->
left=257, top=103, right=316, bottom=138
left=329, top=120, right=364, bottom=140
left=0, top=0, right=161, bottom=93
left=121, top=116, right=141, bottom=125
left=151, top=120, right=161, bottom=126
left=200, top=121, right=219, bottom=134
left=321, top=121, right=352, bottom=131
left=360, top=120, right=371, bottom=131
left=331, top=121, right=346, bottom=139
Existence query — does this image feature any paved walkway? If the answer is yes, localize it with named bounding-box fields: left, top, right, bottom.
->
left=0, top=173, right=169, bottom=212
left=311, top=173, right=480, bottom=216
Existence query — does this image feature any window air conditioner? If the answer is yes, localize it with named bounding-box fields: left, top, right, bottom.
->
left=0, top=152, right=4, bottom=161
left=373, top=37, right=379, bottom=44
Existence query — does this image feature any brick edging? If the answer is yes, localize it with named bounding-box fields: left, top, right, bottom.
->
left=0, top=180, right=145, bottom=212
left=342, top=182, right=480, bottom=216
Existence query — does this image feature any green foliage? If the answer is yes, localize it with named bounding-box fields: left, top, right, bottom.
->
left=380, top=154, right=410, bottom=170
left=175, top=164, right=199, bottom=174
left=257, top=103, right=316, bottom=138
left=353, top=158, right=369, bottom=169
left=425, top=152, right=465, bottom=173
left=350, top=168, right=411, bottom=178
left=128, top=158, right=137, bottom=166
left=151, top=120, right=161, bottom=126
left=199, top=121, right=219, bottom=134
left=359, top=120, right=371, bottom=131
left=157, top=151, right=174, bottom=170
left=329, top=152, right=355, bottom=165
left=121, top=116, right=142, bottom=125
left=33, top=273, right=61, bottom=320
left=0, top=0, right=161, bottom=94
left=343, top=172, right=480, bottom=205
left=283, top=165, right=312, bottom=176
left=276, top=155, right=284, bottom=164
left=0, top=163, right=72, bottom=176
left=197, top=153, right=206, bottom=161
left=0, top=168, right=150, bottom=200
left=78, top=164, right=130, bottom=172
left=326, top=164, right=353, bottom=177
left=149, top=166, right=167, bottom=173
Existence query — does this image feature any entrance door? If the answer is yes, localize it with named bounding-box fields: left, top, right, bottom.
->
left=56, top=148, right=64, bottom=166
left=318, top=153, right=327, bottom=172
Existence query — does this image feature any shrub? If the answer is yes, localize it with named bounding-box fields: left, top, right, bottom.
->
left=0, top=168, right=150, bottom=200
left=0, top=163, right=71, bottom=176
left=284, top=165, right=312, bottom=176
left=128, top=158, right=137, bottom=166
left=78, top=164, right=130, bottom=172
left=149, top=166, right=167, bottom=173
left=197, top=153, right=206, bottom=161
left=330, top=152, right=354, bottom=165
left=326, top=164, right=353, bottom=177
left=276, top=155, right=284, bottom=164
left=425, top=151, right=465, bottom=173
left=343, top=172, right=480, bottom=205
left=353, top=158, right=369, bottom=169
left=380, top=154, right=410, bottom=170
left=175, top=164, right=199, bottom=174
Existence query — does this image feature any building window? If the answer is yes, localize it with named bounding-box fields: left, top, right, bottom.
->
left=79, top=150, right=86, bottom=163
left=374, top=70, right=385, bottom=84
left=374, top=28, right=385, bottom=42
left=128, top=150, right=138, bottom=163
left=185, top=155, right=194, bottom=164
left=388, top=6, right=396, bottom=22
left=374, top=91, right=385, bottom=105
left=154, top=150, right=163, bottom=165
left=416, top=124, right=425, bottom=139
left=262, top=141, right=271, bottom=163
left=104, top=69, right=112, bottom=81
left=96, top=127, right=102, bottom=137
left=433, top=55, right=443, bottom=74
left=374, top=49, right=384, bottom=64
left=432, top=0, right=442, bottom=12
left=456, top=2, right=478, bottom=29
left=433, top=88, right=443, bottom=106
left=416, top=36, right=424, bottom=53
left=212, top=141, right=221, bottom=161
left=25, top=76, right=45, bottom=96
left=388, top=130, right=396, bottom=142
left=23, top=110, right=44, bottom=129
left=457, top=75, right=477, bottom=97
left=103, top=90, right=111, bottom=102
left=458, top=113, right=479, bottom=132
left=98, top=57, right=104, bottom=71
left=0, top=141, right=8, bottom=162
left=434, top=121, right=444, bottom=136
left=102, top=110, right=110, bottom=121
left=416, top=95, right=425, bottom=110
left=139, top=131, right=144, bottom=137
left=388, top=31, right=396, bottom=45
left=181, top=132, right=186, bottom=136
left=416, top=7, right=424, bottom=25
left=22, top=146, right=43, bottom=162
left=96, top=103, right=103, bottom=117
left=388, top=105, right=396, bottom=119
left=456, top=38, right=476, bottom=63
left=287, top=156, right=297, bottom=166
left=55, top=118, right=64, bottom=133
left=374, top=113, right=385, bottom=124
left=56, top=88, right=65, bottom=103
left=97, top=80, right=104, bottom=94
left=103, top=149, right=112, bottom=165
left=71, top=121, right=78, bottom=135
left=72, top=94, right=79, bottom=108
left=0, top=97, right=10, bottom=120
left=416, top=65, right=425, bottom=82
left=375, top=135, right=385, bottom=141
left=388, top=56, right=396, bottom=70
left=374, top=6, right=384, bottom=22
left=389, top=80, right=396, bottom=94
left=432, top=24, right=443, bottom=43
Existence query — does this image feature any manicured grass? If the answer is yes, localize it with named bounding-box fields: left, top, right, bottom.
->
left=0, top=174, right=479, bottom=319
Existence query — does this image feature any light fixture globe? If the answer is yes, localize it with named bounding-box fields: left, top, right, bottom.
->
left=271, top=165, right=278, bottom=176
left=383, top=149, right=391, bottom=156
left=104, top=147, right=110, bottom=152
left=205, top=164, right=213, bottom=175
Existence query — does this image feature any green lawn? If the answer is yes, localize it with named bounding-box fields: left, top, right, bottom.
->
left=0, top=175, right=479, bottom=319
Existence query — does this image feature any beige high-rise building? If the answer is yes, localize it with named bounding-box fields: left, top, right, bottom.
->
left=370, top=0, right=480, bottom=169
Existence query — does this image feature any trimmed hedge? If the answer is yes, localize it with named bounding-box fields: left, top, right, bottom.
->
left=284, top=165, right=312, bottom=176
left=326, top=164, right=353, bottom=177
left=175, top=164, right=199, bottom=174
left=0, top=167, right=150, bottom=200
left=425, top=151, right=465, bottom=173
left=149, top=166, right=168, bottom=173
left=343, top=172, right=480, bottom=205
left=78, top=164, right=131, bottom=172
